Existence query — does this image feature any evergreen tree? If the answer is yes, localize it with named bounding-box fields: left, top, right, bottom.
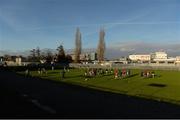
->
left=57, top=44, right=66, bottom=62
left=66, top=54, right=73, bottom=63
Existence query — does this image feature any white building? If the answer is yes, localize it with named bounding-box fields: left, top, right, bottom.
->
left=153, top=52, right=167, bottom=60
left=15, top=57, right=22, bottom=65
left=152, top=52, right=176, bottom=63
left=70, top=52, right=97, bottom=61
left=175, top=56, right=180, bottom=64
left=80, top=54, right=86, bottom=60
left=90, top=52, right=97, bottom=61
left=129, top=54, right=151, bottom=61
left=70, top=54, right=75, bottom=61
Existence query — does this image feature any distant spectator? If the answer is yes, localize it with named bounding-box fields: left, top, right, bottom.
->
left=61, top=69, right=65, bottom=79
left=42, top=68, right=47, bottom=74
left=152, top=71, right=155, bottom=78
left=126, top=69, right=129, bottom=76
left=143, top=70, right=147, bottom=78
left=105, top=69, right=108, bottom=75
left=84, top=71, right=88, bottom=77
left=102, top=69, right=105, bottom=75
left=4, top=62, right=7, bottom=67
left=114, top=68, right=118, bottom=79
left=128, top=69, right=131, bottom=76
left=94, top=69, right=97, bottom=76
left=122, top=69, right=126, bottom=77
left=141, top=71, right=143, bottom=77
left=51, top=61, right=55, bottom=70
left=25, top=69, right=30, bottom=77
left=64, top=66, right=66, bottom=72
left=118, top=69, right=122, bottom=78
left=38, top=68, right=42, bottom=74
left=147, top=71, right=150, bottom=78
left=111, top=69, right=113, bottom=73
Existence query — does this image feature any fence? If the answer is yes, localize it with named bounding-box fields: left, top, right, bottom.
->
left=70, top=63, right=180, bottom=71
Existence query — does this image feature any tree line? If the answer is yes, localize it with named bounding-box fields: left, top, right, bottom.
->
left=28, top=45, right=72, bottom=63
left=28, top=27, right=106, bottom=63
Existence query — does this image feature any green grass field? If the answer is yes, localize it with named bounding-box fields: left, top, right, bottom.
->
left=20, top=68, right=180, bottom=105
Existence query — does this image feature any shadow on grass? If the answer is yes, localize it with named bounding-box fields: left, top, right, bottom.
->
left=66, top=74, right=114, bottom=79
left=148, top=83, right=167, bottom=88
left=125, top=73, right=139, bottom=79
left=48, top=71, right=60, bottom=74
left=155, top=75, right=162, bottom=78
left=103, top=74, right=114, bottom=76
left=129, top=73, right=139, bottom=78
left=65, top=75, right=83, bottom=79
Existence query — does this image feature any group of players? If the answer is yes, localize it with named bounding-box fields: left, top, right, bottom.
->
left=84, top=68, right=156, bottom=80
left=84, top=68, right=131, bottom=79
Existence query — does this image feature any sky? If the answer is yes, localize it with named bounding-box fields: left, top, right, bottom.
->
left=0, top=0, right=180, bottom=52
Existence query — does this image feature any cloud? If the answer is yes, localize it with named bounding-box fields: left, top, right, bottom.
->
left=106, top=41, right=180, bottom=59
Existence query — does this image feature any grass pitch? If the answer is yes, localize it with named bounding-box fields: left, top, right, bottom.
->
left=21, top=68, right=180, bottom=105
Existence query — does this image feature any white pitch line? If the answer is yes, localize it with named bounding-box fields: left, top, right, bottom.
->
left=31, top=99, right=57, bottom=114
left=22, top=94, right=28, bottom=97
left=21, top=94, right=56, bottom=114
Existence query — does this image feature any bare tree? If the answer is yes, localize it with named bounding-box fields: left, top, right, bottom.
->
left=36, top=46, right=41, bottom=60
left=97, top=28, right=106, bottom=62
left=45, top=49, right=53, bottom=63
left=30, top=49, right=36, bottom=61
left=30, top=49, right=36, bottom=58
left=74, top=27, right=82, bottom=63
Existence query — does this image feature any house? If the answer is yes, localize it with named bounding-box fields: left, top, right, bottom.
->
left=4, top=56, right=23, bottom=66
